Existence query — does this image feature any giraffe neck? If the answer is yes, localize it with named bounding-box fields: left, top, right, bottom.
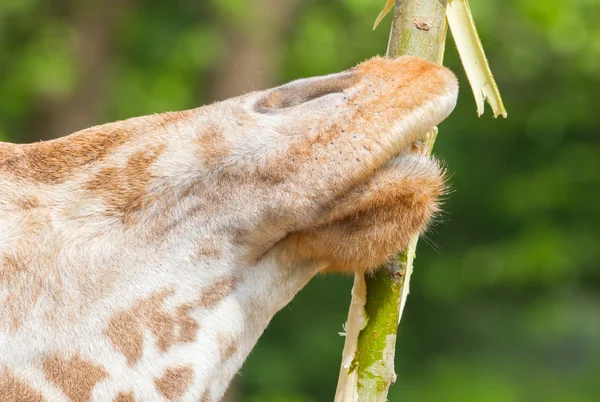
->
left=1, top=185, right=323, bottom=401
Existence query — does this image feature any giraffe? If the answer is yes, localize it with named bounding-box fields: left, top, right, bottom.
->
left=0, top=56, right=458, bottom=402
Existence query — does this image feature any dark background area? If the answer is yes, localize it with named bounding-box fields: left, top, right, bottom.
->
left=1, top=0, right=598, bottom=400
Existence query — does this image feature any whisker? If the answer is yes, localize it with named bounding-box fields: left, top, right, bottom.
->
left=232, top=62, right=256, bottom=91
left=255, top=56, right=275, bottom=87
left=420, top=232, right=440, bottom=254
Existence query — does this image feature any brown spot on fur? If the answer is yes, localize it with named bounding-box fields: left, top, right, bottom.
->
left=106, top=310, right=144, bottom=366
left=105, top=289, right=200, bottom=366
left=197, top=276, right=237, bottom=308
left=143, top=291, right=199, bottom=352
left=154, top=366, right=194, bottom=401
left=105, top=280, right=237, bottom=365
left=85, top=144, right=165, bottom=223
left=195, top=126, right=230, bottom=170
left=42, top=354, right=107, bottom=402
left=0, top=109, right=198, bottom=184
left=147, top=300, right=177, bottom=352
left=0, top=225, right=47, bottom=331
left=195, top=240, right=222, bottom=259
left=156, top=110, right=194, bottom=127
left=194, top=114, right=291, bottom=185
left=0, top=369, right=44, bottom=402
left=198, top=389, right=210, bottom=402
left=217, top=334, right=239, bottom=361
left=0, top=124, right=130, bottom=184
left=0, top=254, right=20, bottom=277
left=114, top=391, right=136, bottom=402
left=175, top=303, right=200, bottom=344
left=15, top=195, right=40, bottom=210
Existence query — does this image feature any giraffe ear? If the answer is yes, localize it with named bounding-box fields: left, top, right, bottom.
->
left=253, top=71, right=360, bottom=114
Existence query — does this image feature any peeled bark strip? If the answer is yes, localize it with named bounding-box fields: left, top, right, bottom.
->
left=446, top=0, right=507, bottom=117
left=334, top=275, right=368, bottom=402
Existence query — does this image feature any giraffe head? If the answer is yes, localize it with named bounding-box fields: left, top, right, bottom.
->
left=179, top=55, right=458, bottom=273
left=0, top=55, right=458, bottom=401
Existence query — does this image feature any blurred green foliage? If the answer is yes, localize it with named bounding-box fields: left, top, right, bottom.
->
left=1, top=0, right=598, bottom=400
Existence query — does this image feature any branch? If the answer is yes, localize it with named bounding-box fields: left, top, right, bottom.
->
left=335, top=0, right=507, bottom=400
left=335, top=1, right=448, bottom=400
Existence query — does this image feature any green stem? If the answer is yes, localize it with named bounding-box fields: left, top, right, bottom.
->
left=354, top=1, right=448, bottom=400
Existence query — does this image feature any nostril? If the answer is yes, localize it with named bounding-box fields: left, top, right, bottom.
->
left=254, top=71, right=359, bottom=113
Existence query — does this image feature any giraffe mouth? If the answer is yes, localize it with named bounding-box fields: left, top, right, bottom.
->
left=367, top=138, right=437, bottom=190
left=377, top=125, right=436, bottom=176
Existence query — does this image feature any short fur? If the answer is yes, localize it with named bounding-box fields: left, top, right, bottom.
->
left=0, top=56, right=458, bottom=401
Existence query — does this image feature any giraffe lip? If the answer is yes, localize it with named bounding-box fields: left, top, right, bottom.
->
left=390, top=126, right=433, bottom=161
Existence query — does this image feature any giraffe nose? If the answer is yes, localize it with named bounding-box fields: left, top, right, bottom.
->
left=253, top=70, right=360, bottom=114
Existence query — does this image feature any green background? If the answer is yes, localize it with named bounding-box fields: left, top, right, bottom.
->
left=1, top=0, right=598, bottom=400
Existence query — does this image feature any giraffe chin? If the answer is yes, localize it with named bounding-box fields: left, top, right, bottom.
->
left=278, top=139, right=446, bottom=274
